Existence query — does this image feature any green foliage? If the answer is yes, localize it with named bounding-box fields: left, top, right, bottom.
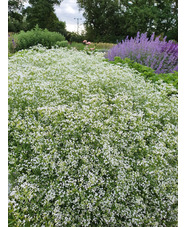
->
left=8, top=53, right=14, bottom=58
left=8, top=0, right=28, bottom=32
left=53, top=21, right=67, bottom=36
left=8, top=18, right=21, bottom=33
left=108, top=57, right=178, bottom=90
left=55, top=40, right=68, bottom=47
left=77, top=0, right=178, bottom=42
left=92, top=42, right=115, bottom=50
left=68, top=42, right=85, bottom=51
left=8, top=0, right=24, bottom=17
left=65, top=32, right=87, bottom=43
left=8, top=33, right=17, bottom=53
left=66, top=41, right=114, bottom=54
left=8, top=17, right=29, bottom=33
left=9, top=25, right=66, bottom=52
left=25, top=0, right=65, bottom=33
left=8, top=0, right=66, bottom=35
left=67, top=42, right=115, bottom=52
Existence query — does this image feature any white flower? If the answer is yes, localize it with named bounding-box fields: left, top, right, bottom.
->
left=8, top=46, right=178, bottom=226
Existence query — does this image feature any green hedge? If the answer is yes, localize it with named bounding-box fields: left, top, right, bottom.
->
left=9, top=25, right=66, bottom=53
left=107, top=57, right=178, bottom=90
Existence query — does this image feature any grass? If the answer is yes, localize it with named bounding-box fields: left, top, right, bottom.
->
left=67, top=42, right=115, bottom=52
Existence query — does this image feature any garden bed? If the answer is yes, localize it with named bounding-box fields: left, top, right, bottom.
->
left=8, top=47, right=178, bottom=226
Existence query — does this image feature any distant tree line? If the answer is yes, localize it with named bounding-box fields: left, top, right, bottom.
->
left=77, top=0, right=178, bottom=42
left=8, top=0, right=178, bottom=43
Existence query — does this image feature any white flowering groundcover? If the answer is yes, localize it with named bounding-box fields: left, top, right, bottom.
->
left=8, top=46, right=178, bottom=226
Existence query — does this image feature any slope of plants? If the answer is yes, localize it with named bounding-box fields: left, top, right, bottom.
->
left=8, top=47, right=178, bottom=226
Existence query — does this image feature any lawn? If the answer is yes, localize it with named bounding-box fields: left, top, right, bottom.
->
left=8, top=46, right=178, bottom=226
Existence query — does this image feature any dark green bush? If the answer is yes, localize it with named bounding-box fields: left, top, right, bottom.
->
left=9, top=25, right=66, bottom=52
left=108, top=57, right=178, bottom=90
left=8, top=17, right=29, bottom=33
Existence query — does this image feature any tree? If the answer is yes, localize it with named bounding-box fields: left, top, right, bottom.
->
left=77, top=0, right=124, bottom=42
left=8, top=0, right=25, bottom=16
left=24, top=0, right=65, bottom=34
left=154, top=0, right=178, bottom=40
left=8, top=0, right=26, bottom=32
left=77, top=0, right=178, bottom=42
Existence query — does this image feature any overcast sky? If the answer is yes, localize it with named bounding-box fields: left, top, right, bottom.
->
left=55, top=0, right=85, bottom=33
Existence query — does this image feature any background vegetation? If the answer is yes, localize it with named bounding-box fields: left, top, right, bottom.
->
left=77, top=0, right=178, bottom=42
left=9, top=0, right=178, bottom=43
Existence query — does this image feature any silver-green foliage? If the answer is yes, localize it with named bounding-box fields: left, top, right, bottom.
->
left=8, top=46, right=178, bottom=226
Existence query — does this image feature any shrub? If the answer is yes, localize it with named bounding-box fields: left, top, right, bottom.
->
left=55, top=40, right=68, bottom=47
left=9, top=47, right=177, bottom=226
left=9, top=25, right=66, bottom=52
left=108, top=57, right=178, bottom=89
left=106, top=32, right=178, bottom=74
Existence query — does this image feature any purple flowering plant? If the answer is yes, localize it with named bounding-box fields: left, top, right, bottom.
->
left=106, top=32, right=178, bottom=74
left=8, top=33, right=17, bottom=53
left=12, top=38, right=16, bottom=47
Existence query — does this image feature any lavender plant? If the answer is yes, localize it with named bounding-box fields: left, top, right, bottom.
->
left=106, top=32, right=178, bottom=74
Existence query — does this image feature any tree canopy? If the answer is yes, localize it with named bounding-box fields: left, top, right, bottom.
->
left=8, top=0, right=26, bottom=32
left=77, top=0, right=178, bottom=42
left=8, top=0, right=67, bottom=36
left=24, top=0, right=63, bottom=31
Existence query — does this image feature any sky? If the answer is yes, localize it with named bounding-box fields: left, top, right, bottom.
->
left=54, top=0, right=85, bottom=33
left=24, top=0, right=85, bottom=33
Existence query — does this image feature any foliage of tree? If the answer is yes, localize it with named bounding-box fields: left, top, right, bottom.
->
left=8, top=0, right=27, bottom=32
left=8, top=0, right=25, bottom=17
left=77, top=0, right=178, bottom=42
left=24, top=0, right=64, bottom=32
left=8, top=0, right=66, bottom=35
left=154, top=0, right=178, bottom=41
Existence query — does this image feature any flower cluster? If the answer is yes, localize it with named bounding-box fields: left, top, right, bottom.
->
left=83, top=40, right=91, bottom=45
left=83, top=40, right=95, bottom=53
left=106, top=32, right=178, bottom=74
left=9, top=46, right=177, bottom=226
